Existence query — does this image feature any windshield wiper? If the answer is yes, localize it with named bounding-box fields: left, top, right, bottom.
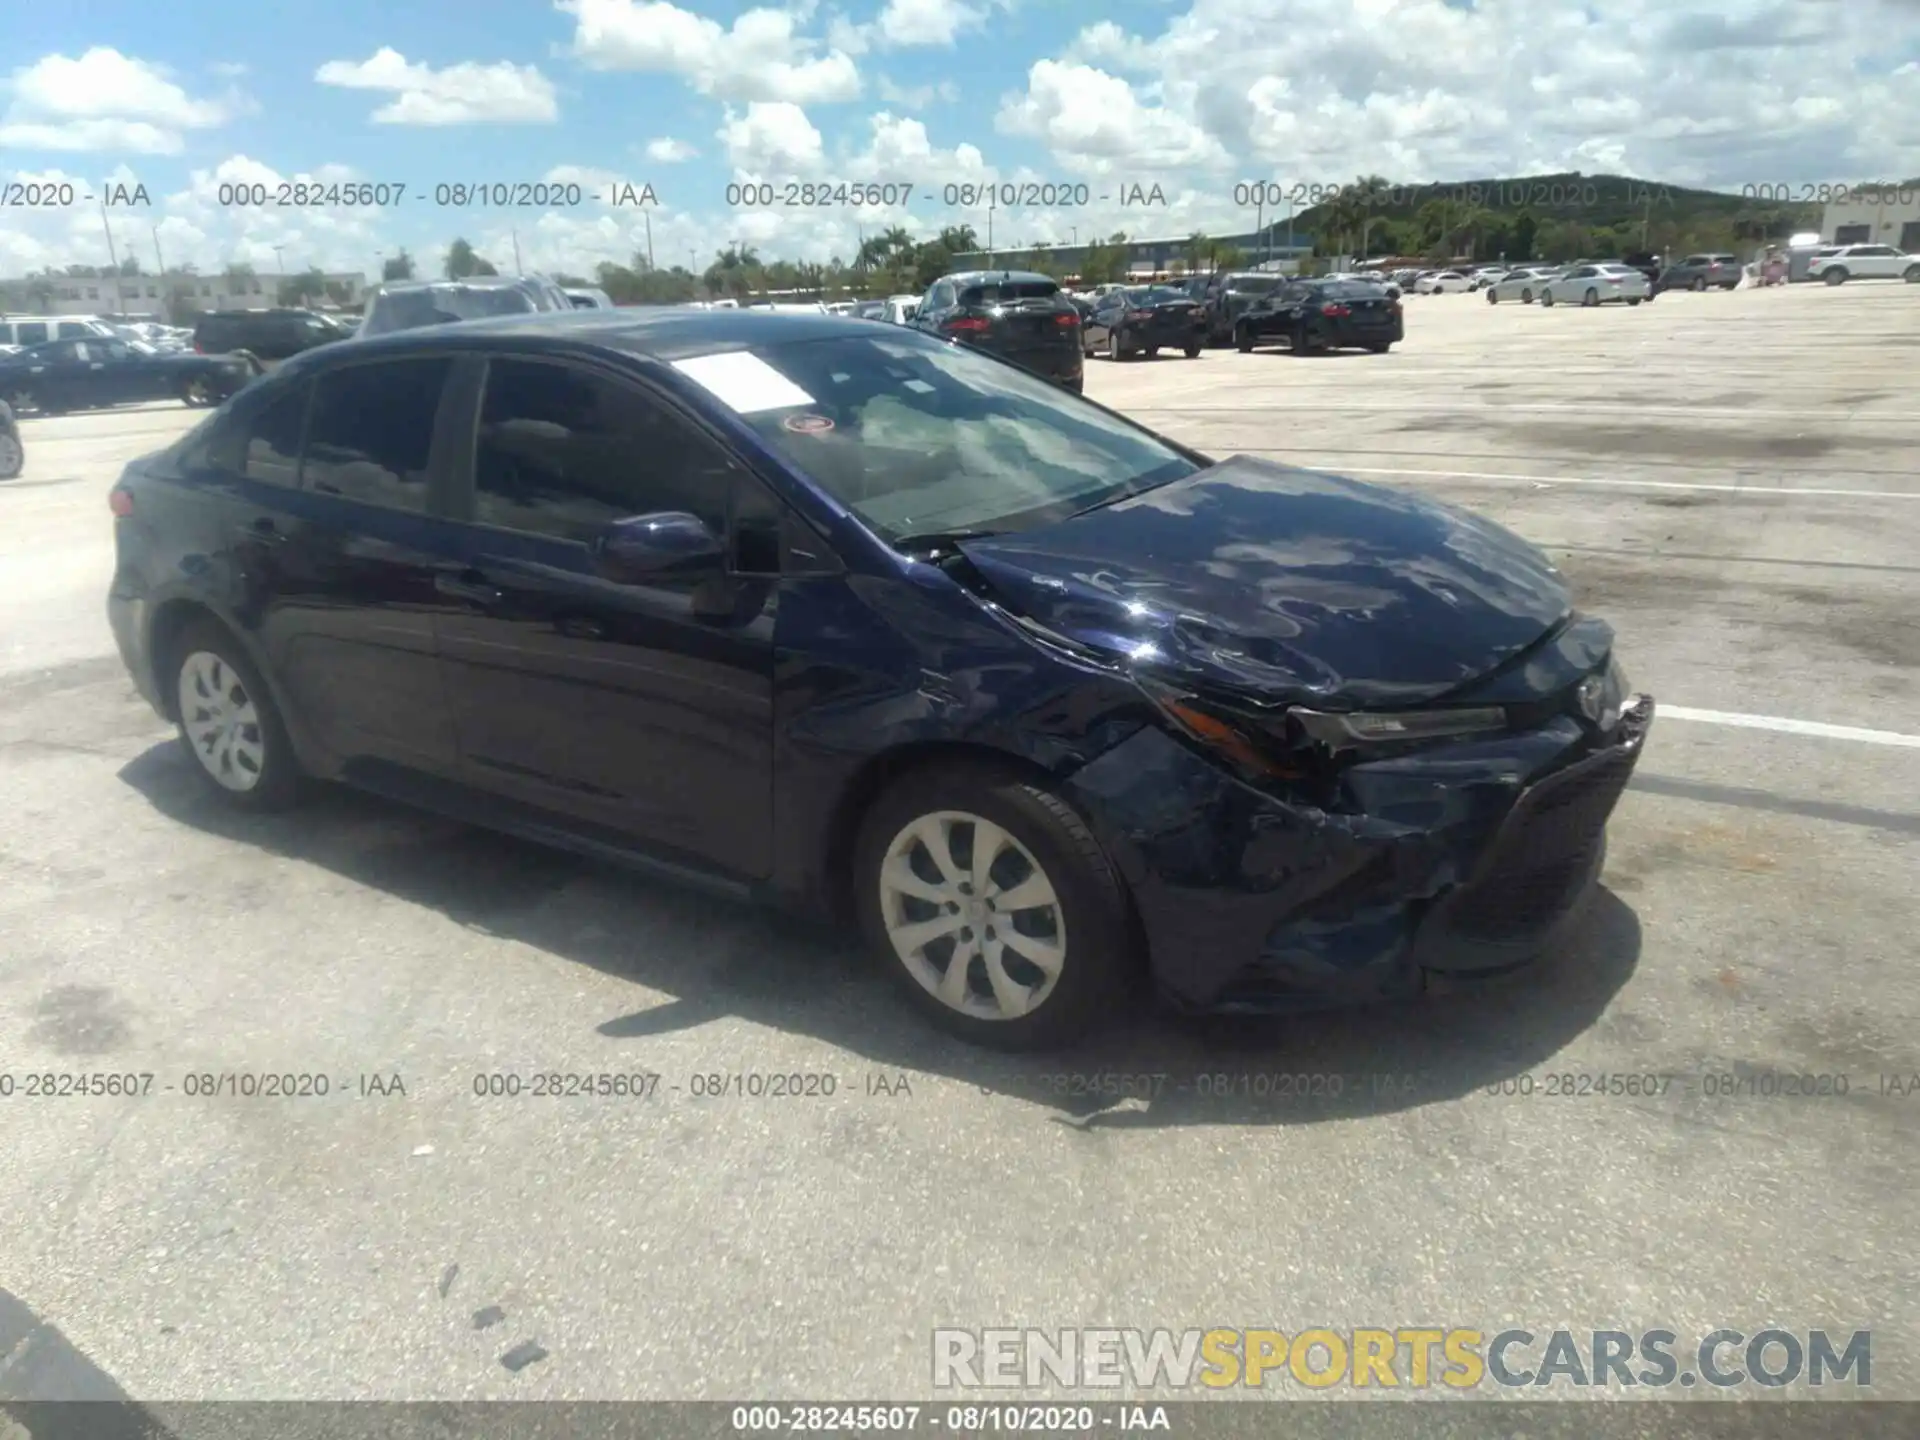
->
left=889, top=528, right=1003, bottom=555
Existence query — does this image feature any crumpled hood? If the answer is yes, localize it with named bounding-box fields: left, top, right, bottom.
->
left=957, top=455, right=1572, bottom=708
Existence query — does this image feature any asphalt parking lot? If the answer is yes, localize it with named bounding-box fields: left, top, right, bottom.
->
left=1, top=284, right=1916, bottom=1410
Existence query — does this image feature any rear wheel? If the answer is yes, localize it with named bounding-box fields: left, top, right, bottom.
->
left=1627, top=297, right=1642, bottom=306
left=1183, top=344, right=1201, bottom=358
left=1367, top=342, right=1392, bottom=353
left=1692, top=276, right=1707, bottom=292
left=854, top=762, right=1134, bottom=1050
left=1540, top=290, right=1555, bottom=307
left=1234, top=327, right=1254, bottom=353
left=1824, top=269, right=1847, bottom=286
left=1583, top=288, right=1599, bottom=307
left=1106, top=330, right=1128, bottom=361
left=1486, top=289, right=1498, bottom=303
left=1520, top=289, right=1534, bottom=304
left=1905, top=265, right=1920, bottom=283
left=167, top=619, right=302, bottom=811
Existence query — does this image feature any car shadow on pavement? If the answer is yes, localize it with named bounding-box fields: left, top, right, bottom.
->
left=119, top=744, right=1642, bottom=1131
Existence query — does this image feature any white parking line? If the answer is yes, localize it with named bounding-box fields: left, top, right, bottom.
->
left=1297, top=464, right=1920, bottom=500
left=1660, top=706, right=1920, bottom=748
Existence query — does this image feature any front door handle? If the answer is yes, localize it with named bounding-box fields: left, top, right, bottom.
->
left=435, top=570, right=504, bottom=606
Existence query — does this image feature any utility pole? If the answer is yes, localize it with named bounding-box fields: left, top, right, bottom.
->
left=643, top=210, right=655, bottom=271
left=511, top=227, right=524, bottom=275
left=99, top=200, right=127, bottom=315
left=151, top=226, right=166, bottom=277
left=273, top=246, right=286, bottom=276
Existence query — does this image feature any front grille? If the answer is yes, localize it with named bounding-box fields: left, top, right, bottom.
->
left=1443, top=744, right=1637, bottom=942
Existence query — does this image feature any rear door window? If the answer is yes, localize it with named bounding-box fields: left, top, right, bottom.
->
left=301, top=359, right=453, bottom=512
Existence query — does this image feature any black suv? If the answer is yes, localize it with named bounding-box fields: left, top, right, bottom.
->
left=359, top=275, right=573, bottom=338
left=192, top=309, right=353, bottom=365
left=1185, top=271, right=1290, bottom=346
left=910, top=271, right=1083, bottom=392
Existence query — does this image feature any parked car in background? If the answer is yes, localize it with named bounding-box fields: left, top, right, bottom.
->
left=1620, top=252, right=1664, bottom=290
left=1186, top=271, right=1289, bottom=345
left=1465, top=268, right=1507, bottom=291
left=0, top=315, right=119, bottom=347
left=1655, top=254, right=1740, bottom=292
left=1805, top=244, right=1920, bottom=284
left=1327, top=271, right=1402, bottom=299
left=0, top=335, right=254, bottom=414
left=885, top=295, right=920, bottom=324
left=1083, top=285, right=1207, bottom=361
left=562, top=287, right=616, bottom=309
left=1414, top=271, right=1472, bottom=294
left=1484, top=268, right=1562, bottom=304
left=1235, top=277, right=1403, bottom=354
left=104, top=307, right=1651, bottom=1048
left=911, top=271, right=1083, bottom=392
left=0, top=397, right=20, bottom=479
left=193, top=308, right=353, bottom=367
left=851, top=300, right=888, bottom=320
left=1537, top=264, right=1651, bottom=307
left=748, top=301, right=830, bottom=314
left=358, top=275, right=573, bottom=338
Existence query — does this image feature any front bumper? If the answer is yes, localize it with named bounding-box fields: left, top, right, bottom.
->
left=1064, top=695, right=1653, bottom=1014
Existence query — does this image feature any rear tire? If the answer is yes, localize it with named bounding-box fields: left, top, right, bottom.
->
left=1905, top=265, right=1920, bottom=284
left=1824, top=269, right=1846, bottom=286
left=1626, top=297, right=1642, bottom=306
left=1692, top=276, right=1706, bottom=292
left=853, top=761, right=1134, bottom=1051
left=166, top=619, right=303, bottom=811
left=1540, top=290, right=1555, bottom=307
left=1234, top=327, right=1254, bottom=353
left=0, top=428, right=21, bottom=480
left=1486, top=290, right=1498, bottom=303
left=1106, top=330, right=1128, bottom=362
left=1583, top=288, right=1599, bottom=306
left=1367, top=342, right=1391, bottom=353
left=1520, top=289, right=1533, bottom=304
left=1183, top=344, right=1201, bottom=358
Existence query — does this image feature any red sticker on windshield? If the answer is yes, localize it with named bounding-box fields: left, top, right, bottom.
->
left=783, top=413, right=834, bottom=434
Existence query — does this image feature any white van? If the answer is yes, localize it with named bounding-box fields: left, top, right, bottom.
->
left=0, top=315, right=118, bottom=347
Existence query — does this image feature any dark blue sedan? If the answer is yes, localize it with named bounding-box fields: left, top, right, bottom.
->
left=105, top=308, right=1652, bottom=1049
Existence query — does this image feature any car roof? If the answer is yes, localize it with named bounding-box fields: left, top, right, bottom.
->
left=375, top=276, right=543, bottom=292
left=302, top=306, right=864, bottom=363
left=943, top=270, right=1056, bottom=286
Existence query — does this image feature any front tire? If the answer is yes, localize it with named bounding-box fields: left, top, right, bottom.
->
left=1627, top=297, right=1642, bottom=306
left=1540, top=290, right=1555, bottom=307
left=1106, top=330, right=1128, bottom=362
left=1486, top=289, right=1498, bottom=303
left=1520, top=289, right=1534, bottom=304
left=1367, top=342, right=1392, bottom=353
left=1583, top=288, right=1599, bottom=306
left=0, top=428, right=21, bottom=480
left=167, top=619, right=302, bottom=811
left=1183, top=344, right=1201, bottom=358
left=1905, top=265, right=1920, bottom=283
left=854, top=762, right=1134, bottom=1050
left=1235, top=327, right=1254, bottom=353
left=1824, top=269, right=1847, bottom=286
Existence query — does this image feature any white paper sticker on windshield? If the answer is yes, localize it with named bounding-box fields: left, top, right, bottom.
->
left=671, top=352, right=815, bottom=414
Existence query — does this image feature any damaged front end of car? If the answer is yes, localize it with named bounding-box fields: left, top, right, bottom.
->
left=1051, top=626, right=1651, bottom=1013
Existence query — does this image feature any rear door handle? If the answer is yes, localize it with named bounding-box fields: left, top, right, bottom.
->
left=435, top=569, right=504, bottom=607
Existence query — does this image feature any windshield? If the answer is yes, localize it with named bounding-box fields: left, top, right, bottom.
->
left=675, top=331, right=1198, bottom=542
left=360, top=286, right=536, bottom=335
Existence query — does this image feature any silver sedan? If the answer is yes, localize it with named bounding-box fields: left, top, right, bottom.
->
left=1537, top=263, right=1651, bottom=307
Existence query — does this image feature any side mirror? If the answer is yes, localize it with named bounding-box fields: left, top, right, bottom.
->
left=590, top=511, right=724, bottom=582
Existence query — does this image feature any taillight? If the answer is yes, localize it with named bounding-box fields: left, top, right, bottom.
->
left=944, top=316, right=990, bottom=333
left=193, top=342, right=204, bottom=353
left=109, top=488, right=133, bottom=517
left=1320, top=303, right=1351, bottom=317
left=1055, top=312, right=1078, bottom=326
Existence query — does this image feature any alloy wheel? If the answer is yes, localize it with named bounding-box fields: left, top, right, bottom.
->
left=177, top=650, right=266, bottom=792
left=185, top=376, right=212, bottom=406
left=877, top=810, right=1066, bottom=1021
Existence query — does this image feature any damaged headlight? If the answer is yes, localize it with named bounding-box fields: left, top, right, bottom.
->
left=1289, top=706, right=1509, bottom=750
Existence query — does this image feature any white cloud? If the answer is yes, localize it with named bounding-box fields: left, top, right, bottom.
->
left=876, top=0, right=984, bottom=46
left=996, top=60, right=1230, bottom=171
left=560, top=0, right=862, bottom=103
left=314, top=49, right=559, bottom=124
left=645, top=137, right=699, bottom=162
left=0, top=49, right=230, bottom=154
left=718, top=102, right=826, bottom=172
left=876, top=76, right=961, bottom=108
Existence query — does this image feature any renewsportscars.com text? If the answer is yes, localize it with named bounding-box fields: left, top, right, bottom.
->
left=933, top=1327, right=1871, bottom=1390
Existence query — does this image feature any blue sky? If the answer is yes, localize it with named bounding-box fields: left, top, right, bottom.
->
left=4, top=0, right=1916, bottom=280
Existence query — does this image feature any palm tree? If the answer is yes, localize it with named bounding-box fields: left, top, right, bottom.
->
left=1349, top=175, right=1392, bottom=260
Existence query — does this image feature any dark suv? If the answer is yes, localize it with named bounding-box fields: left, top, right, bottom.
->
left=192, top=309, right=352, bottom=365
left=1185, top=271, right=1290, bottom=346
left=1656, top=254, right=1741, bottom=292
left=910, top=271, right=1083, bottom=392
left=359, top=275, right=573, bottom=338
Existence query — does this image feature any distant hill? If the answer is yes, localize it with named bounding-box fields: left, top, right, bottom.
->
left=1286, top=171, right=1834, bottom=262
